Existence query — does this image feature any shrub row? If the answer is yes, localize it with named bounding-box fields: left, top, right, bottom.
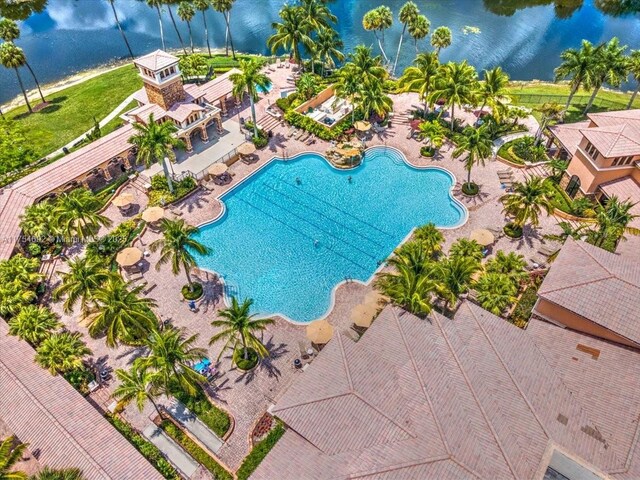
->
left=284, top=110, right=351, bottom=141
left=236, top=422, right=286, bottom=480
left=148, top=175, right=197, bottom=207
left=510, top=279, right=542, bottom=328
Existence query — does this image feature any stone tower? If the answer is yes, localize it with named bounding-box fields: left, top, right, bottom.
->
left=133, top=50, right=185, bottom=111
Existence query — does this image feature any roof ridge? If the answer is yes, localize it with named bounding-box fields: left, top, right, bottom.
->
left=577, top=242, right=640, bottom=288
left=336, top=333, right=354, bottom=392
left=350, top=390, right=417, bottom=439
left=347, top=455, right=454, bottom=479
left=272, top=391, right=352, bottom=413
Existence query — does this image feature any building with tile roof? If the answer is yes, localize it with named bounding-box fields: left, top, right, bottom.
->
left=547, top=110, right=640, bottom=227
left=254, top=300, right=640, bottom=480
left=0, top=321, right=164, bottom=480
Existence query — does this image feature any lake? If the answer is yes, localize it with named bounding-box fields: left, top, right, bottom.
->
left=1, top=0, right=639, bottom=104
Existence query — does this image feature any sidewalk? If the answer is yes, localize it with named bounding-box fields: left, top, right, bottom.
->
left=166, top=401, right=224, bottom=455
left=143, top=424, right=199, bottom=479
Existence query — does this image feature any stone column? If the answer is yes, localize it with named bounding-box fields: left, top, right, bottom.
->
left=185, top=135, right=193, bottom=153
left=216, top=117, right=223, bottom=134
left=122, top=153, right=133, bottom=169
left=102, top=166, right=113, bottom=181
left=200, top=125, right=209, bottom=143
left=219, top=98, right=227, bottom=115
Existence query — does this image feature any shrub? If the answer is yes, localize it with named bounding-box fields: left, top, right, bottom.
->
left=27, top=243, right=42, bottom=257
left=86, top=220, right=139, bottom=260
left=510, top=136, right=547, bottom=163
left=275, top=92, right=298, bottom=112
left=148, top=175, right=197, bottom=206
left=233, top=347, right=259, bottom=371
left=237, top=422, right=286, bottom=480
left=172, top=389, right=231, bottom=437
left=63, top=365, right=94, bottom=394
left=570, top=197, right=595, bottom=217
left=181, top=282, right=203, bottom=300
left=462, top=182, right=479, bottom=196
left=107, top=415, right=180, bottom=480
left=285, top=110, right=351, bottom=141
left=510, top=278, right=542, bottom=328
left=420, top=146, right=435, bottom=157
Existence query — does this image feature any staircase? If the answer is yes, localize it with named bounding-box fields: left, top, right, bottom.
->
left=130, top=172, right=151, bottom=194
left=256, top=113, right=282, bottom=132
left=393, top=110, right=413, bottom=125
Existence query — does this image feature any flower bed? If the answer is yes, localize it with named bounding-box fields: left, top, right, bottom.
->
left=510, top=278, right=543, bottom=328
left=420, top=146, right=435, bottom=157
left=284, top=110, right=351, bottom=141
left=461, top=182, right=479, bottom=196
left=236, top=421, right=286, bottom=480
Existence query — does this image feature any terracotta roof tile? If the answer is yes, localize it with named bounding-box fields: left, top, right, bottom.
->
left=199, top=69, right=240, bottom=104
left=599, top=176, right=640, bottom=228
left=134, top=49, right=179, bottom=71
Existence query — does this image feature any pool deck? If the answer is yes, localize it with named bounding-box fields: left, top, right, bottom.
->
left=48, top=65, right=561, bottom=476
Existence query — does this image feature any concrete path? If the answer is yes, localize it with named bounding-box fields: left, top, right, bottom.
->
left=166, top=401, right=224, bottom=454
left=143, top=424, right=199, bottom=479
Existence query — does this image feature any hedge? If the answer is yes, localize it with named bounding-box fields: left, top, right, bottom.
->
left=236, top=422, right=286, bottom=480
left=284, top=110, right=351, bottom=141
left=107, top=416, right=180, bottom=480
left=160, top=420, right=232, bottom=480
left=510, top=279, right=543, bottom=328
left=148, top=175, right=197, bottom=207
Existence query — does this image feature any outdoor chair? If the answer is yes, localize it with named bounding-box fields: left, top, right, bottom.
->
left=142, top=282, right=157, bottom=295
left=169, top=207, right=183, bottom=217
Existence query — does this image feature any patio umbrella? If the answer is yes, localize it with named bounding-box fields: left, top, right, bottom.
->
left=306, top=319, right=334, bottom=344
left=116, top=247, right=143, bottom=267
left=237, top=142, right=256, bottom=156
left=409, top=119, right=422, bottom=131
left=142, top=206, right=165, bottom=223
left=469, top=229, right=495, bottom=247
left=351, top=304, right=377, bottom=328
left=354, top=120, right=371, bottom=132
left=208, top=163, right=228, bottom=176
left=112, top=193, right=134, bottom=208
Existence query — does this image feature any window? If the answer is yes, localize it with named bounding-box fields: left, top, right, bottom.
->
left=584, top=141, right=598, bottom=160
left=612, top=155, right=634, bottom=166
left=566, top=175, right=581, bottom=199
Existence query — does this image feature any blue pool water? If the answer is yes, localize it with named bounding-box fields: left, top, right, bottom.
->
left=192, top=147, right=466, bottom=323
left=257, top=84, right=273, bottom=94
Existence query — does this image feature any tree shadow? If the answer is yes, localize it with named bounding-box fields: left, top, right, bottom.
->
left=268, top=132, right=287, bottom=152
left=233, top=336, right=289, bottom=386
left=196, top=272, right=225, bottom=312
left=174, top=189, right=211, bottom=214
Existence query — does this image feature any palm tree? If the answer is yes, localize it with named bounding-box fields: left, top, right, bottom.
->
left=129, top=113, right=185, bottom=194
left=478, top=66, right=510, bottom=113
left=150, top=218, right=210, bottom=291
left=8, top=305, right=60, bottom=346
left=20, top=201, right=54, bottom=239
left=212, top=0, right=237, bottom=59
left=398, top=52, right=439, bottom=115
left=177, top=1, right=196, bottom=53
left=230, top=59, right=271, bottom=138
left=144, top=0, right=166, bottom=50
left=0, top=436, right=27, bottom=480
left=626, top=50, right=640, bottom=109
left=452, top=125, right=492, bottom=189
left=295, top=73, right=319, bottom=101
left=474, top=272, right=518, bottom=316
left=108, top=0, right=134, bottom=60
left=583, top=37, right=628, bottom=114
left=408, top=14, right=430, bottom=54
left=35, top=331, right=91, bottom=375
left=140, top=328, right=206, bottom=395
left=52, top=188, right=111, bottom=241
left=193, top=0, right=212, bottom=57
left=334, top=66, right=360, bottom=123
left=413, top=223, right=444, bottom=256
left=113, top=365, right=163, bottom=418
left=587, top=196, right=639, bottom=250
left=29, top=467, right=85, bottom=480
left=362, top=6, right=393, bottom=64
left=53, top=256, right=113, bottom=315
left=358, top=79, right=393, bottom=119
left=430, top=26, right=452, bottom=58
left=89, top=278, right=158, bottom=348
left=431, top=61, right=478, bottom=131
left=162, top=0, right=188, bottom=55
left=314, top=27, right=344, bottom=76
left=500, top=176, right=554, bottom=229
left=554, top=40, right=600, bottom=109
left=0, top=42, right=32, bottom=113
left=534, top=102, right=564, bottom=145
left=0, top=282, right=35, bottom=318
left=301, top=0, right=337, bottom=31
left=375, top=262, right=437, bottom=316
left=436, top=256, right=479, bottom=310
left=393, top=1, right=419, bottom=74
left=449, top=238, right=483, bottom=262
left=0, top=254, right=42, bottom=288
left=417, top=120, right=445, bottom=153
left=544, top=221, right=588, bottom=262
left=485, top=251, right=528, bottom=285
left=267, top=5, right=313, bottom=67
left=210, top=297, right=274, bottom=362
left=547, top=157, right=569, bottom=181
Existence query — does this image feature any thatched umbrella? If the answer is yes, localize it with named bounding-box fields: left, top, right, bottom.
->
left=142, top=206, right=165, bottom=223
left=306, top=319, right=334, bottom=344
left=116, top=247, right=143, bottom=267
left=351, top=304, right=377, bottom=328
left=112, top=193, right=135, bottom=208
left=237, top=142, right=257, bottom=156
left=208, top=163, right=228, bottom=176
left=354, top=120, right=371, bottom=132
left=470, top=229, right=495, bottom=247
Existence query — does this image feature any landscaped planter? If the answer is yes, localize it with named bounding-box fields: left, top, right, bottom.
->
left=233, top=347, right=259, bottom=371
left=420, top=146, right=436, bottom=158
left=503, top=222, right=523, bottom=239
left=461, top=182, right=479, bottom=197
left=182, top=282, right=204, bottom=301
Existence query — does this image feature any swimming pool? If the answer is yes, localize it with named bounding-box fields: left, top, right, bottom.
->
left=192, top=146, right=466, bottom=323
left=257, top=83, right=273, bottom=94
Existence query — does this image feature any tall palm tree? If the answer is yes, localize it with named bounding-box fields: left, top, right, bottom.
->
left=52, top=188, right=111, bottom=241
left=587, top=196, right=639, bottom=250
left=583, top=37, right=628, bottom=114
left=436, top=256, right=479, bottom=310
left=212, top=0, right=237, bottom=59
left=113, top=365, right=163, bottom=418
left=301, top=0, right=337, bottom=32
left=150, top=218, right=210, bottom=290
left=474, top=272, right=518, bottom=316
left=129, top=113, right=185, bottom=194
left=35, top=331, right=91, bottom=375
left=543, top=221, right=588, bottom=261
left=478, top=66, right=510, bottom=113
left=108, top=0, right=134, bottom=60
left=413, top=223, right=444, bottom=257
left=485, top=251, right=528, bottom=285
left=346, top=44, right=386, bottom=84
left=452, top=125, right=492, bottom=188
left=0, top=42, right=32, bottom=113
left=177, top=1, right=196, bottom=53
left=0, top=436, right=27, bottom=480
left=398, top=52, right=439, bottom=115
left=431, top=61, right=478, bottom=131
left=417, top=120, right=445, bottom=152
left=407, top=14, right=430, bottom=54
left=357, top=79, right=393, bottom=119
left=29, top=467, right=85, bottom=480
left=19, top=201, right=54, bottom=239
left=448, top=238, right=483, bottom=262
left=296, top=73, right=319, bottom=100
left=230, top=59, right=271, bottom=138
left=430, top=26, right=452, bottom=58
left=144, top=0, right=166, bottom=50
left=393, top=1, right=419, bottom=74
left=140, top=328, right=206, bottom=395
left=554, top=39, right=600, bottom=109
left=193, top=0, right=212, bottom=57
left=315, top=27, right=344, bottom=76
left=53, top=256, right=113, bottom=315
left=210, top=297, right=274, bottom=361
left=626, top=50, right=640, bottom=109
left=534, top=102, right=564, bottom=145
left=267, top=5, right=313, bottom=67
left=89, top=278, right=158, bottom=348
left=362, top=6, right=393, bottom=65
left=162, top=0, right=188, bottom=55
left=334, top=65, right=360, bottom=123
left=500, top=176, right=554, bottom=229
left=8, top=305, right=60, bottom=346
left=375, top=262, right=437, bottom=316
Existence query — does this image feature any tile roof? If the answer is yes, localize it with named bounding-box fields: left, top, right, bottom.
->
left=255, top=302, right=635, bottom=479
left=0, top=321, right=163, bottom=480
left=580, top=123, right=640, bottom=157
left=537, top=238, right=640, bottom=346
left=599, top=176, right=640, bottom=229
left=0, top=124, right=135, bottom=260
left=199, top=69, right=240, bottom=104
left=133, top=49, right=179, bottom=71
left=548, top=121, right=590, bottom=153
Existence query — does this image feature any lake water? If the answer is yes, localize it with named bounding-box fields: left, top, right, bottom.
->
left=1, top=0, right=639, bottom=104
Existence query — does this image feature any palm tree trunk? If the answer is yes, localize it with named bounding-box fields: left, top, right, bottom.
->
left=186, top=21, right=194, bottom=53
left=24, top=61, right=45, bottom=104
left=414, top=37, right=419, bottom=54
left=565, top=83, right=578, bottom=109
left=224, top=18, right=229, bottom=56
left=479, top=99, right=487, bottom=113
left=450, top=104, right=455, bottom=132
left=467, top=164, right=472, bottom=185
left=161, top=157, right=175, bottom=194
left=109, top=0, right=135, bottom=60
left=202, top=11, right=211, bottom=57
left=375, top=31, right=389, bottom=64
left=584, top=84, right=601, bottom=114
left=155, top=5, right=166, bottom=50
left=392, top=24, right=407, bottom=75
left=241, top=332, right=248, bottom=360
left=249, top=95, right=258, bottom=137
left=627, top=85, right=638, bottom=109
left=167, top=5, right=188, bottom=55
left=184, top=264, right=193, bottom=288
left=226, top=13, right=236, bottom=60
left=14, top=68, right=32, bottom=113
left=148, top=395, right=163, bottom=419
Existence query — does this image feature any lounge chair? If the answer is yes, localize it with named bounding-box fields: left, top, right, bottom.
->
left=169, top=206, right=183, bottom=216
left=498, top=171, right=514, bottom=178
left=538, top=244, right=558, bottom=257
left=142, top=282, right=157, bottom=295
left=299, top=132, right=311, bottom=142
left=294, top=130, right=305, bottom=140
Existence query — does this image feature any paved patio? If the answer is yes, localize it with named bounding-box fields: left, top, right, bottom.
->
left=47, top=66, right=567, bottom=476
